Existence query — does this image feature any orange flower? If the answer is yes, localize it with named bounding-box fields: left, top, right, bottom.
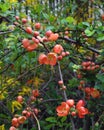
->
left=53, top=44, right=64, bottom=54
left=38, top=54, right=48, bottom=65
left=32, top=89, right=39, bottom=97
left=90, top=88, right=100, bottom=98
left=76, top=100, right=85, bottom=109
left=56, top=102, right=70, bottom=117
left=22, top=38, right=30, bottom=49
left=85, top=87, right=91, bottom=96
left=48, top=33, right=59, bottom=41
left=26, top=42, right=38, bottom=51
left=77, top=107, right=89, bottom=118
left=17, top=116, right=26, bottom=124
left=66, top=99, right=75, bottom=107
left=47, top=52, right=57, bottom=66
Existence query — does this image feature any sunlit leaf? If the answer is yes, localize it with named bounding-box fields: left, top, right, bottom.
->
left=85, top=29, right=95, bottom=36
left=66, top=16, right=75, bottom=24
left=12, top=101, right=22, bottom=113
left=0, top=124, right=5, bottom=130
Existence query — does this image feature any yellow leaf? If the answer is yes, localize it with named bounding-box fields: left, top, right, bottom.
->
left=6, top=0, right=17, bottom=3
left=0, top=124, right=5, bottom=130
left=0, top=91, right=7, bottom=100
left=12, top=101, right=22, bottom=113
left=19, top=86, right=31, bottom=96
left=33, top=77, right=44, bottom=88
left=78, top=47, right=86, bottom=53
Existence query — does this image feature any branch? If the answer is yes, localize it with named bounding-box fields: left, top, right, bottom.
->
left=0, top=30, right=13, bottom=35
left=32, top=112, right=41, bottom=130
left=70, top=115, right=76, bottom=130
left=57, top=62, right=67, bottom=101
left=59, top=37, right=100, bottom=54
left=1, top=15, right=50, bottom=53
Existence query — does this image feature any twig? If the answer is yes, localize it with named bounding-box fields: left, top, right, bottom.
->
left=40, top=99, right=60, bottom=104
left=0, top=30, right=13, bottom=35
left=41, top=75, right=53, bottom=90
left=32, top=112, right=41, bottom=130
left=57, top=62, right=67, bottom=101
left=70, top=115, right=76, bottom=130
left=59, top=37, right=100, bottom=54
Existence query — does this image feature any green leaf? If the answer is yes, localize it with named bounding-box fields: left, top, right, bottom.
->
left=45, top=124, right=55, bottom=129
left=0, top=3, right=10, bottom=12
left=42, top=13, right=49, bottom=19
left=82, top=22, right=90, bottom=27
left=66, top=16, right=75, bottom=24
left=46, top=117, right=57, bottom=123
left=94, top=84, right=104, bottom=91
left=96, top=74, right=104, bottom=83
left=61, top=19, right=67, bottom=24
left=97, top=34, right=104, bottom=41
left=61, top=116, right=67, bottom=123
left=46, top=26, right=55, bottom=31
left=85, top=29, right=95, bottom=36
left=68, top=78, right=79, bottom=88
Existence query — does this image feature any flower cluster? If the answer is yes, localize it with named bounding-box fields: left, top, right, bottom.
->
left=56, top=99, right=89, bottom=118
left=38, top=44, right=70, bottom=66
left=38, top=52, right=57, bottom=66
left=78, top=80, right=100, bottom=99
left=81, top=61, right=99, bottom=71
left=85, top=87, right=100, bottom=99
left=22, top=38, right=39, bottom=51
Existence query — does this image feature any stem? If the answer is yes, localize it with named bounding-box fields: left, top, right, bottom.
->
left=0, top=30, right=13, bottom=35
left=57, top=62, right=67, bottom=101
left=70, top=115, right=76, bottom=130
left=32, top=112, right=41, bottom=130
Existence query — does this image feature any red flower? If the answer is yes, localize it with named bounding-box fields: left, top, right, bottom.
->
left=53, top=44, right=64, bottom=54
left=76, top=100, right=85, bottom=109
left=90, top=88, right=100, bottom=98
left=38, top=53, right=57, bottom=66
left=76, top=100, right=89, bottom=118
left=66, top=99, right=75, bottom=107
left=56, top=102, right=70, bottom=117
left=48, top=33, right=59, bottom=41
left=26, top=43, right=38, bottom=51
left=47, top=52, right=57, bottom=66
left=85, top=87, right=91, bottom=96
left=77, top=106, right=89, bottom=118
left=38, top=54, right=48, bottom=65
left=22, top=38, right=30, bottom=49
left=32, top=89, right=39, bottom=97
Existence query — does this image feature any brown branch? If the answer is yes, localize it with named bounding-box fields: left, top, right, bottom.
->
left=57, top=62, right=67, bottom=101
left=0, top=30, right=13, bottom=35
left=59, top=37, right=100, bottom=54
